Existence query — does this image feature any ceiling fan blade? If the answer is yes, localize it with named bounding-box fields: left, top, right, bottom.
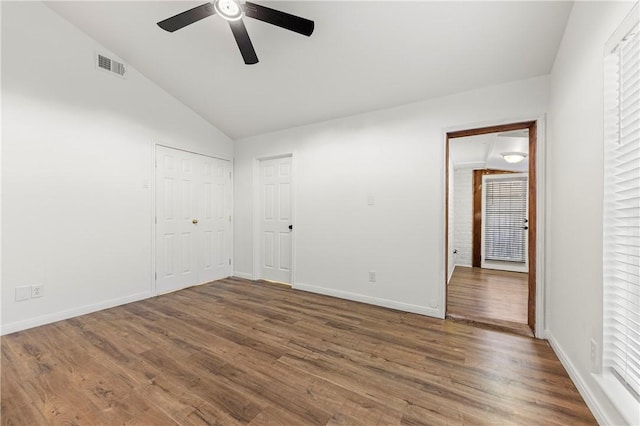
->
left=244, top=1, right=314, bottom=37
left=157, top=3, right=215, bottom=32
left=229, top=20, right=259, bottom=65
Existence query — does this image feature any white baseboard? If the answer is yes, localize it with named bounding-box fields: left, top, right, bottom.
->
left=1, top=291, right=153, bottom=335
left=233, top=272, right=253, bottom=280
left=546, top=330, right=614, bottom=426
left=293, top=282, right=441, bottom=318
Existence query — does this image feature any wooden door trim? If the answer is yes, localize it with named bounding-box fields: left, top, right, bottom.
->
left=447, top=121, right=535, bottom=138
left=527, top=123, right=537, bottom=330
left=445, top=121, right=537, bottom=334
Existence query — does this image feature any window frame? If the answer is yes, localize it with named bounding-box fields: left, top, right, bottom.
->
left=600, top=4, right=640, bottom=425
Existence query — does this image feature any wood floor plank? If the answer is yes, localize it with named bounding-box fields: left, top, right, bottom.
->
left=1, top=277, right=596, bottom=425
left=247, top=405, right=314, bottom=426
left=447, top=266, right=532, bottom=335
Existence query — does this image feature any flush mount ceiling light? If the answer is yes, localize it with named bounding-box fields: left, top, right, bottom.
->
left=501, top=152, right=528, bottom=164
left=214, top=0, right=243, bottom=21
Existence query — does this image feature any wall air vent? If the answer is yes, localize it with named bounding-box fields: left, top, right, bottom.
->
left=95, top=53, right=127, bottom=78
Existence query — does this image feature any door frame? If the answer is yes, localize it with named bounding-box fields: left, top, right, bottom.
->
left=152, top=143, right=233, bottom=296
left=252, top=153, right=295, bottom=284
left=445, top=120, right=543, bottom=336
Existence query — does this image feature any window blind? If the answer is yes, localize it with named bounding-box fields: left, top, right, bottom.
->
left=603, top=20, right=640, bottom=401
left=483, top=176, right=528, bottom=263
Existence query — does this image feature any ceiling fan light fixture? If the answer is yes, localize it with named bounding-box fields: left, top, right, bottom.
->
left=157, top=1, right=315, bottom=64
left=501, top=152, right=528, bottom=164
left=214, top=0, right=243, bottom=21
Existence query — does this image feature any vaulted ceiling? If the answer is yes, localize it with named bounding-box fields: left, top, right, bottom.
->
left=46, top=1, right=573, bottom=139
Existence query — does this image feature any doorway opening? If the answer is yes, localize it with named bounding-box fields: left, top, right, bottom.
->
left=445, top=121, right=537, bottom=336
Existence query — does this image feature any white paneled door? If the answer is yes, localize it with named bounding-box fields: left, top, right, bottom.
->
left=156, top=146, right=231, bottom=294
left=260, top=156, right=292, bottom=283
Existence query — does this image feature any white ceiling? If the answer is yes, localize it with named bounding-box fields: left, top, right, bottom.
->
left=450, top=130, right=529, bottom=172
left=46, top=1, right=573, bottom=140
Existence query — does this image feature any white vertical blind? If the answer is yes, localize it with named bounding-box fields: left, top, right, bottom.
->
left=484, top=176, right=528, bottom=263
left=603, top=20, right=640, bottom=401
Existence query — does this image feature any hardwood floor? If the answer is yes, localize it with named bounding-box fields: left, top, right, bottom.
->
left=447, top=267, right=531, bottom=336
left=1, top=277, right=595, bottom=425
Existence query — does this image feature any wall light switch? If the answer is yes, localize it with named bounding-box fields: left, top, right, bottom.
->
left=15, top=286, right=31, bottom=302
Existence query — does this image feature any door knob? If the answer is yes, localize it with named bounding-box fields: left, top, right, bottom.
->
left=192, top=219, right=198, bottom=224
left=289, top=225, right=293, bottom=230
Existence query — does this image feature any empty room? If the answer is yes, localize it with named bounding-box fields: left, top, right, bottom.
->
left=1, top=1, right=639, bottom=425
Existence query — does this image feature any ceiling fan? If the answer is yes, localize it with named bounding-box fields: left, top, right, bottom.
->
left=157, top=0, right=314, bottom=65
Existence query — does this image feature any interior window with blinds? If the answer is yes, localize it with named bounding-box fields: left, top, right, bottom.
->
left=602, top=6, right=640, bottom=419
left=483, top=176, right=528, bottom=263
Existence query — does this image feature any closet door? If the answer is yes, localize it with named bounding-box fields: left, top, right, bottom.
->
left=156, top=146, right=231, bottom=294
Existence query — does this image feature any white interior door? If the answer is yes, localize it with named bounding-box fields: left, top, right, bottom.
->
left=481, top=173, right=529, bottom=273
left=259, top=156, right=292, bottom=283
left=199, top=156, right=232, bottom=284
left=156, top=146, right=231, bottom=294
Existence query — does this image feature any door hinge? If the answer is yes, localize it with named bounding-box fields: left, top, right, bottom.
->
left=229, top=171, right=232, bottom=179
left=155, top=216, right=157, bottom=224
left=229, top=258, right=231, bottom=265
left=155, top=272, right=157, bottom=280
left=229, top=215, right=231, bottom=223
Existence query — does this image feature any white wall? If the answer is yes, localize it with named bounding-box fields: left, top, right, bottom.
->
left=235, top=76, right=549, bottom=318
left=546, top=1, right=637, bottom=425
left=1, top=2, right=233, bottom=334
left=453, top=168, right=473, bottom=267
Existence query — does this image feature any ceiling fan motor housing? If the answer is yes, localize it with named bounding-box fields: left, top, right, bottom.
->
left=214, top=0, right=243, bottom=21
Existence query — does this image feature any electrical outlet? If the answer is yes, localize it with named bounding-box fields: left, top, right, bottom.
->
left=15, top=286, right=31, bottom=302
left=369, top=271, right=376, bottom=282
left=31, top=285, right=44, bottom=298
